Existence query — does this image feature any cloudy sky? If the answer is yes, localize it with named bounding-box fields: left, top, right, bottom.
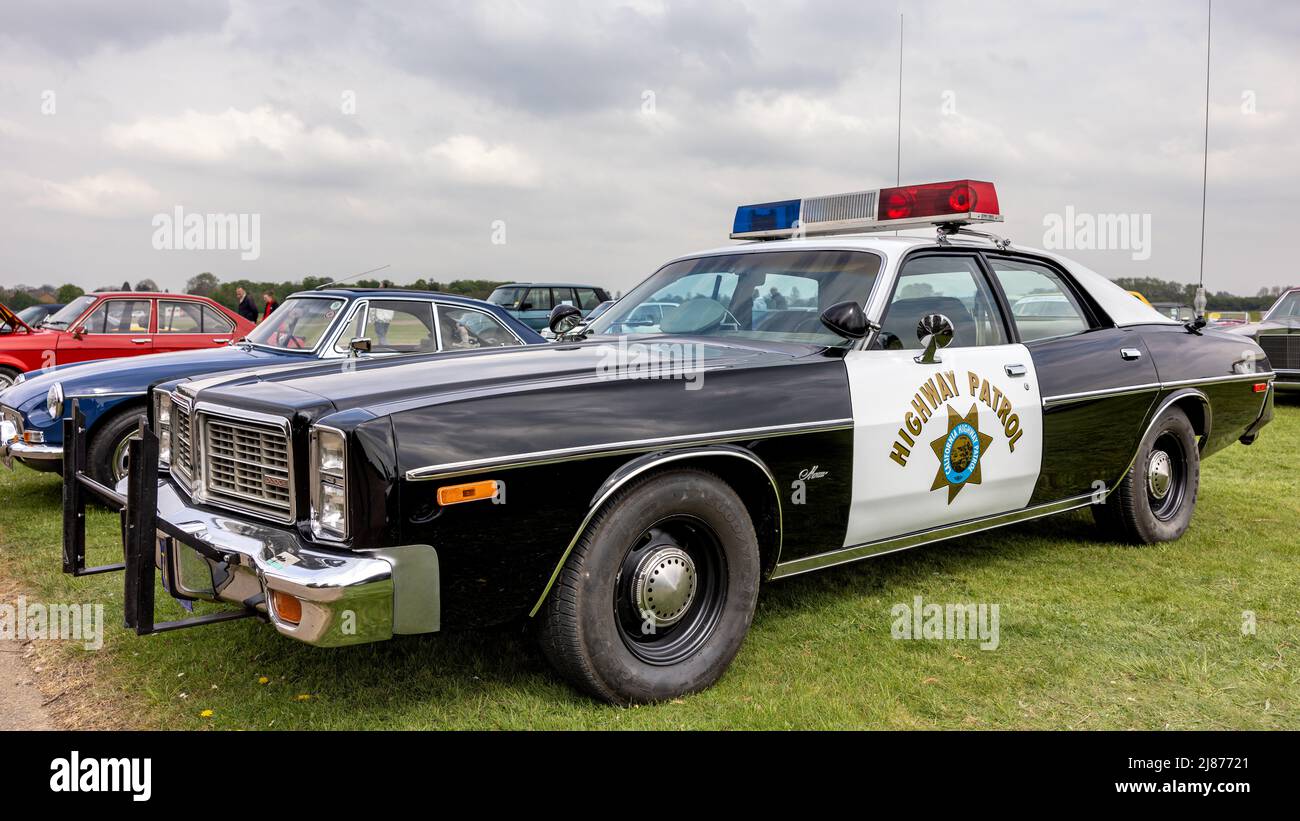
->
left=0, top=0, right=1296, bottom=296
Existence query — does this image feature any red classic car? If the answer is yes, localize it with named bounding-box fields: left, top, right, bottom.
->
left=0, top=292, right=255, bottom=389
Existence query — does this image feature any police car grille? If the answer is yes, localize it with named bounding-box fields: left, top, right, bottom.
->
left=1259, top=334, right=1299, bottom=370
left=801, top=190, right=878, bottom=225
left=201, top=417, right=292, bottom=520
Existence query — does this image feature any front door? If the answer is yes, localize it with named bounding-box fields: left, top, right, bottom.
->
left=843, top=252, right=1044, bottom=548
left=56, top=298, right=155, bottom=365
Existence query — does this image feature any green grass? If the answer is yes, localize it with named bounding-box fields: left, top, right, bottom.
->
left=2, top=399, right=1297, bottom=729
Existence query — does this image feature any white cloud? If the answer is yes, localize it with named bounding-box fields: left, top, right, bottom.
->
left=425, top=135, right=541, bottom=187
left=8, top=170, right=161, bottom=218
left=106, top=105, right=395, bottom=169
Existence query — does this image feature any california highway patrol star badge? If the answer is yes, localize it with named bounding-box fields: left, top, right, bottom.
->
left=930, top=404, right=995, bottom=503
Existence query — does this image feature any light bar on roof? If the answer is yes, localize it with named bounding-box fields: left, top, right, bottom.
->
left=730, top=179, right=1002, bottom=240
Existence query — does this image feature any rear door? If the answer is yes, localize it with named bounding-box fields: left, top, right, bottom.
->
left=984, top=254, right=1160, bottom=503
left=154, top=300, right=237, bottom=353
left=843, top=251, right=1044, bottom=548
left=56, top=298, right=155, bottom=364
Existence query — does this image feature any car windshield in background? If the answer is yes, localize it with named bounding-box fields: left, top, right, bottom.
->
left=587, top=250, right=881, bottom=346
left=40, top=295, right=96, bottom=328
left=1267, top=291, right=1300, bottom=320
left=487, top=287, right=524, bottom=308
left=246, top=297, right=343, bottom=351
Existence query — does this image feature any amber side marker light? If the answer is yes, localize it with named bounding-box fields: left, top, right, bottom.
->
left=1253, top=383, right=1269, bottom=393
left=271, top=590, right=302, bottom=625
left=437, top=480, right=500, bottom=506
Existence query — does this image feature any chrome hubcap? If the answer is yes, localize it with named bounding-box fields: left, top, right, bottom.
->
left=631, top=546, right=696, bottom=628
left=112, top=432, right=141, bottom=483
left=1147, top=450, right=1173, bottom=500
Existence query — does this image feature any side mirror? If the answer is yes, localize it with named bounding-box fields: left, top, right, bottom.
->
left=349, top=337, right=372, bottom=357
left=915, top=314, right=955, bottom=364
left=519, top=303, right=533, bottom=312
left=819, top=301, right=871, bottom=340
left=548, top=304, right=583, bottom=336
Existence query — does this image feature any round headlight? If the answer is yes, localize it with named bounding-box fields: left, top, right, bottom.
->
left=46, top=383, right=64, bottom=420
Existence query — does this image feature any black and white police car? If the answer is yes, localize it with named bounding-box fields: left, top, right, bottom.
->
left=71, top=179, right=1275, bottom=704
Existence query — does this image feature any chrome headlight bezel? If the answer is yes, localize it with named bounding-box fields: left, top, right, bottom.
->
left=309, top=425, right=348, bottom=542
left=45, top=383, right=63, bottom=420
left=153, top=389, right=173, bottom=467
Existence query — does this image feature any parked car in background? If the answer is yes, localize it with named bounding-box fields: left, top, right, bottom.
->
left=488, top=282, right=612, bottom=330
left=1208, top=310, right=1250, bottom=328
left=1151, top=302, right=1194, bottom=322
left=0, top=303, right=65, bottom=334
left=1229, top=287, right=1300, bottom=391
left=0, top=292, right=254, bottom=390
left=0, top=288, right=543, bottom=484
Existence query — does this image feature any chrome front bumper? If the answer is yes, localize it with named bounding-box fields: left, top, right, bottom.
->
left=1, top=418, right=63, bottom=470
left=147, top=477, right=441, bottom=647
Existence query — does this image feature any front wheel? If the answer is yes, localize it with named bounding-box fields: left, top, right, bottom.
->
left=1093, top=405, right=1200, bottom=544
left=0, top=367, right=19, bottom=391
left=88, top=409, right=145, bottom=486
left=538, top=468, right=760, bottom=705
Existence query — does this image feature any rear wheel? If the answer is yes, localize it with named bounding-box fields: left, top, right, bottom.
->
left=538, top=468, right=760, bottom=704
left=87, top=408, right=145, bottom=486
left=1093, top=405, right=1200, bottom=544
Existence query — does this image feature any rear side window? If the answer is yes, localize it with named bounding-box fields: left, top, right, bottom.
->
left=524, top=288, right=554, bottom=312
left=576, top=288, right=601, bottom=310
left=203, top=306, right=235, bottom=334
left=158, top=301, right=202, bottom=333
left=989, top=258, right=1090, bottom=342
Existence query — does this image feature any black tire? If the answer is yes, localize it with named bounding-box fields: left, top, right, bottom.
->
left=0, top=367, right=19, bottom=391
left=87, top=407, right=146, bottom=486
left=1092, top=405, right=1200, bottom=544
left=538, top=468, right=760, bottom=705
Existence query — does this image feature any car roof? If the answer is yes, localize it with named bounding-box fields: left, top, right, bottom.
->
left=299, top=288, right=501, bottom=306
left=89, top=291, right=213, bottom=299
left=494, top=283, right=607, bottom=289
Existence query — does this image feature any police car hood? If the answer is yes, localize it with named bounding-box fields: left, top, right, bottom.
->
left=185, top=336, right=821, bottom=419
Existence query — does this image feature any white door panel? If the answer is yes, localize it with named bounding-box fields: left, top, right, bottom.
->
left=843, top=344, right=1043, bottom=547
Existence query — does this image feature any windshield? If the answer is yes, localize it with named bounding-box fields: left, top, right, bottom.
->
left=1267, top=291, right=1300, bottom=320
left=245, top=297, right=344, bottom=351
left=487, top=287, right=524, bottom=308
left=587, top=250, right=881, bottom=345
left=41, top=295, right=96, bottom=329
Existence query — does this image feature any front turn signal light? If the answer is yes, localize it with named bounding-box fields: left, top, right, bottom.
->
left=271, top=590, right=302, bottom=625
left=437, top=480, right=500, bottom=506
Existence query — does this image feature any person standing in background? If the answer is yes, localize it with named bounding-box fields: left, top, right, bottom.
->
left=235, top=287, right=258, bottom=323
left=262, top=290, right=278, bottom=322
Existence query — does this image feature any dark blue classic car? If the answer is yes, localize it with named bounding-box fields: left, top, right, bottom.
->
left=0, top=289, right=543, bottom=484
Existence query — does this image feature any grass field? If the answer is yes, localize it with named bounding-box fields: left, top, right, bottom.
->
left=1, top=398, right=1296, bottom=730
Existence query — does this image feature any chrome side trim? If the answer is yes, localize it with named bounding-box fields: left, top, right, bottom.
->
left=68, top=390, right=148, bottom=399
left=1161, top=372, right=1274, bottom=388
left=1042, top=372, right=1274, bottom=407
left=405, top=418, right=855, bottom=482
left=527, top=445, right=783, bottom=617
left=771, top=492, right=1097, bottom=579
left=1042, top=383, right=1161, bottom=406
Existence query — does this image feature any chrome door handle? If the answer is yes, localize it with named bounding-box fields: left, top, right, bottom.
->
left=1004, top=363, right=1027, bottom=377
left=1120, top=348, right=1142, bottom=361
left=131, top=338, right=151, bottom=344
left=212, top=338, right=230, bottom=344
